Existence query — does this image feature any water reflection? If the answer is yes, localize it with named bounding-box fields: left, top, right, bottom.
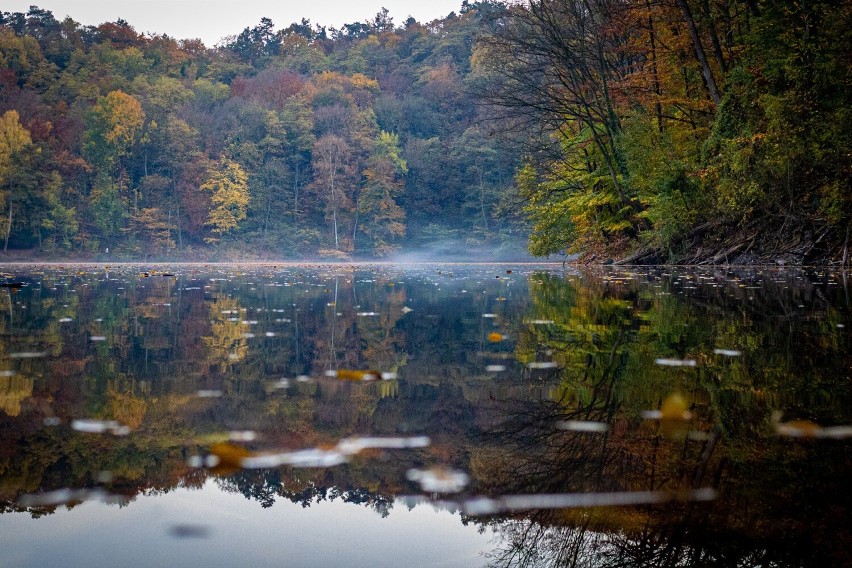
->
left=0, top=264, right=849, bottom=566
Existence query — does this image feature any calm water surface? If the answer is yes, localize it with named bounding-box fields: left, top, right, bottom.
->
left=0, top=263, right=849, bottom=567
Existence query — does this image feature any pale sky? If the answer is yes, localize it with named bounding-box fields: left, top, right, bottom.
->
left=4, top=1, right=467, bottom=46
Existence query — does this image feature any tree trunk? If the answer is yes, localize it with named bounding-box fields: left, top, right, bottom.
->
left=4, top=202, right=11, bottom=252
left=701, top=0, right=728, bottom=73
left=330, top=155, right=339, bottom=249
left=176, top=201, right=182, bottom=249
left=478, top=168, right=488, bottom=231
left=648, top=2, right=664, bottom=132
left=293, top=163, right=300, bottom=216
left=264, top=194, right=271, bottom=239
left=352, top=191, right=359, bottom=250
left=676, top=0, right=722, bottom=105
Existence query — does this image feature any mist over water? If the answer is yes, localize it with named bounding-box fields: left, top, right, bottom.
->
left=383, top=239, right=539, bottom=263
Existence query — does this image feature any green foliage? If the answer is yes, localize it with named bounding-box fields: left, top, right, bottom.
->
left=88, top=181, right=126, bottom=244
left=486, top=0, right=850, bottom=259
left=39, top=171, right=78, bottom=251
left=518, top=125, right=640, bottom=255
left=621, top=113, right=705, bottom=252
left=359, top=131, right=407, bottom=255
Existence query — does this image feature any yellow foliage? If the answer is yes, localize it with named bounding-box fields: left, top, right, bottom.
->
left=0, top=374, right=33, bottom=417
left=105, top=388, right=147, bottom=429
left=0, top=110, right=32, bottom=187
left=350, top=73, right=379, bottom=91
left=201, top=157, right=249, bottom=240
left=210, top=442, right=251, bottom=468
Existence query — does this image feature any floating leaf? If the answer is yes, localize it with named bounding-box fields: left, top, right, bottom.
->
left=209, top=442, right=251, bottom=468
left=660, top=393, right=691, bottom=420
left=407, top=467, right=470, bottom=493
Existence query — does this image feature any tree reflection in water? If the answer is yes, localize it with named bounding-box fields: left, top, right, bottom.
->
left=0, top=266, right=848, bottom=567
left=472, top=271, right=851, bottom=567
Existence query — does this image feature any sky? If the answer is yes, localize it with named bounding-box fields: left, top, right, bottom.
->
left=4, top=1, right=467, bottom=46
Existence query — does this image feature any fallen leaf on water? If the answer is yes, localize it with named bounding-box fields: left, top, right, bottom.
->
left=325, top=369, right=381, bottom=381
left=407, top=467, right=470, bottom=493
left=772, top=413, right=852, bottom=439
left=209, top=442, right=252, bottom=468
left=713, top=348, right=742, bottom=357
left=455, top=488, right=717, bottom=516
left=660, top=393, right=691, bottom=420
left=555, top=420, right=609, bottom=433
left=655, top=358, right=697, bottom=367
left=528, top=361, right=558, bottom=369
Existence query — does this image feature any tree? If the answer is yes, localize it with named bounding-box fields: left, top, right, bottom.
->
left=0, top=110, right=33, bottom=250
left=312, top=134, right=354, bottom=251
left=38, top=171, right=78, bottom=251
left=475, top=0, right=645, bottom=255
left=358, top=131, right=407, bottom=255
left=84, top=89, right=145, bottom=244
left=201, top=157, right=249, bottom=243
left=84, top=90, right=145, bottom=174
left=129, top=207, right=174, bottom=256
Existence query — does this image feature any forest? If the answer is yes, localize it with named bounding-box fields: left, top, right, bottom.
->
left=0, top=1, right=849, bottom=263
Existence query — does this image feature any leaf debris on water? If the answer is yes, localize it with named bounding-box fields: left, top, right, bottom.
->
left=71, top=419, right=131, bottom=435
left=655, top=358, right=697, bottom=367
left=773, top=413, right=852, bottom=439
left=407, top=467, right=470, bottom=493
left=196, top=390, right=223, bottom=398
left=713, top=349, right=742, bottom=357
left=528, top=361, right=559, bottom=369
left=457, top=488, right=718, bottom=515
left=555, top=420, right=609, bottom=433
left=9, top=352, right=47, bottom=359
left=17, top=488, right=130, bottom=508
left=200, top=436, right=430, bottom=471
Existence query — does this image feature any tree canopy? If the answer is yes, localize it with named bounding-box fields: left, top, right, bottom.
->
left=0, top=1, right=847, bottom=263
left=0, top=3, right=526, bottom=259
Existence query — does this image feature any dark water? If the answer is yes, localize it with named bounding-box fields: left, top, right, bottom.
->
left=0, top=263, right=849, bottom=567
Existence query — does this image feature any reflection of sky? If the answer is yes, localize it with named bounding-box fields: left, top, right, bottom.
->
left=0, top=481, right=492, bottom=567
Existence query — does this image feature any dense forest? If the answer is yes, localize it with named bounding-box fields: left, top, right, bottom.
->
left=475, top=0, right=851, bottom=264
left=0, top=2, right=525, bottom=259
left=0, top=1, right=849, bottom=263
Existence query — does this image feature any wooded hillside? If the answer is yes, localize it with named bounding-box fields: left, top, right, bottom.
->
left=0, top=3, right=524, bottom=259
left=477, top=0, right=851, bottom=264
left=1, top=1, right=849, bottom=263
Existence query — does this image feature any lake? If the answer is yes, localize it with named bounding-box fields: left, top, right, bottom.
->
left=0, top=263, right=849, bottom=567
